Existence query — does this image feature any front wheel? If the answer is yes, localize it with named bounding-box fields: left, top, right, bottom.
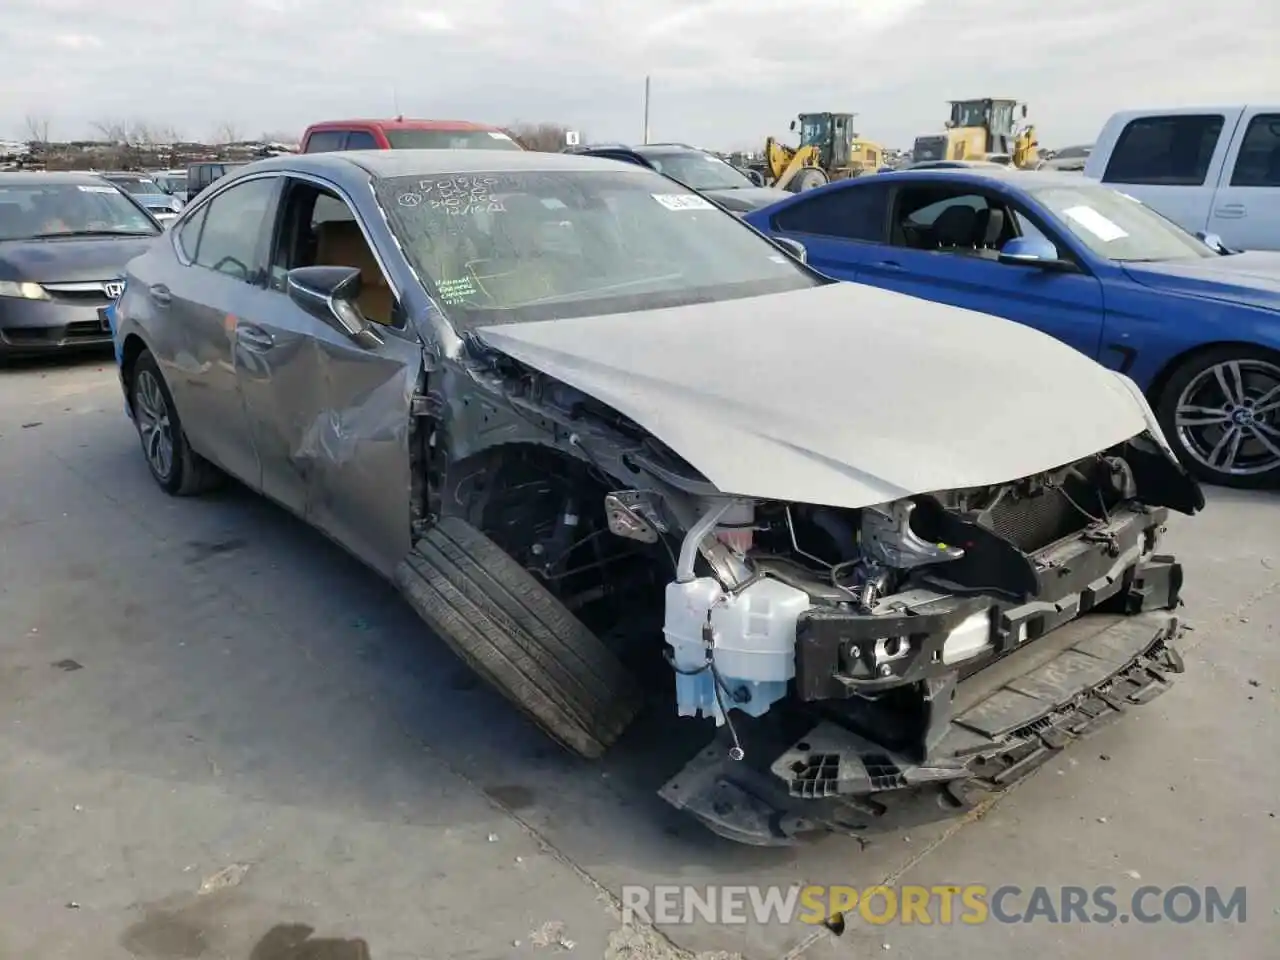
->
left=1155, top=346, right=1280, bottom=488
left=788, top=168, right=828, bottom=192
left=129, top=349, right=222, bottom=496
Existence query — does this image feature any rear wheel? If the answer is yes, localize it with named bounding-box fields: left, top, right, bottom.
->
left=1155, top=346, right=1280, bottom=488
left=129, top=350, right=222, bottom=496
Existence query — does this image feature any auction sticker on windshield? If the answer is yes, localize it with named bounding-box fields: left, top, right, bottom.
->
left=1063, top=205, right=1128, bottom=242
left=653, top=193, right=714, bottom=211
left=78, top=185, right=118, bottom=194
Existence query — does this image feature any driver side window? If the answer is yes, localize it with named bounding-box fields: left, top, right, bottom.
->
left=192, top=177, right=277, bottom=283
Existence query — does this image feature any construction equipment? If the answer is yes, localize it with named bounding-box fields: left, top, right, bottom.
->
left=911, top=99, right=1039, bottom=169
left=758, top=113, right=885, bottom=192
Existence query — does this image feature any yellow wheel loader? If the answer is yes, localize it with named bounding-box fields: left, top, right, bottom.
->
left=760, top=113, right=885, bottom=192
left=911, top=99, right=1040, bottom=169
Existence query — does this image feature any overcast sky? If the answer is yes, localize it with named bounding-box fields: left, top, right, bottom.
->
left=2, top=0, right=1276, bottom=150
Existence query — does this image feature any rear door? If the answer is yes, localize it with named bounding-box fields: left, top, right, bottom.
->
left=157, top=175, right=282, bottom=486
left=762, top=179, right=892, bottom=278
left=1098, top=110, right=1239, bottom=236
left=1205, top=109, right=1280, bottom=251
left=872, top=185, right=1107, bottom=358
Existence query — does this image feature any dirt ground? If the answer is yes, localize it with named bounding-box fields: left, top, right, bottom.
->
left=1, top=355, right=1275, bottom=959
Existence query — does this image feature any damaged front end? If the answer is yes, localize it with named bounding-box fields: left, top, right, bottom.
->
left=648, top=444, right=1199, bottom=845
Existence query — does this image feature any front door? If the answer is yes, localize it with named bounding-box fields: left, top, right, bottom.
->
left=240, top=176, right=423, bottom=576
left=1206, top=110, right=1280, bottom=252
left=868, top=188, right=1107, bottom=359
left=160, top=175, right=281, bottom=487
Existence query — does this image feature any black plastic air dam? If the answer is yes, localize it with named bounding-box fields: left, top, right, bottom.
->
left=658, top=611, right=1184, bottom=846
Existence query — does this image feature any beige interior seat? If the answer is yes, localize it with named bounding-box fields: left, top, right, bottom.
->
left=313, top=219, right=395, bottom=325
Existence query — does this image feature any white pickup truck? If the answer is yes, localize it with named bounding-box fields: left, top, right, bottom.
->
left=1084, top=105, right=1280, bottom=251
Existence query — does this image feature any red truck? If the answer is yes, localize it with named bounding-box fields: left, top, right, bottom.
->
left=300, top=118, right=523, bottom=153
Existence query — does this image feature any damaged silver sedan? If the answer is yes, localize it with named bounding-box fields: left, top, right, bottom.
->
left=112, top=149, right=1205, bottom=845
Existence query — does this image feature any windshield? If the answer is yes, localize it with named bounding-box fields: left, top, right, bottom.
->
left=950, top=101, right=988, bottom=128
left=156, top=174, right=187, bottom=194
left=0, top=182, right=158, bottom=240
left=1029, top=184, right=1214, bottom=262
left=374, top=169, right=818, bottom=326
left=799, top=115, right=831, bottom=148
left=108, top=177, right=163, bottom=195
left=385, top=129, right=522, bottom=150
left=641, top=151, right=755, bottom=190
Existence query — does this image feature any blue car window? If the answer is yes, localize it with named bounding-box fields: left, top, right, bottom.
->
left=771, top=182, right=890, bottom=242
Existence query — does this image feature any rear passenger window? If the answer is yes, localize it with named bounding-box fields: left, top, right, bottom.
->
left=1230, top=114, right=1280, bottom=187
left=305, top=131, right=347, bottom=153
left=771, top=183, right=889, bottom=242
left=344, top=131, right=378, bottom=150
left=1102, top=114, right=1224, bottom=186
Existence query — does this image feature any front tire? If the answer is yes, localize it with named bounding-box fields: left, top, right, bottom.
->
left=129, top=349, right=222, bottom=496
left=1154, top=346, right=1280, bottom=489
left=396, top=517, right=644, bottom=760
left=788, top=167, right=828, bottom=192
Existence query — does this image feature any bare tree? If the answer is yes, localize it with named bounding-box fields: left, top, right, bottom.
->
left=24, top=113, right=52, bottom=144
left=213, top=121, right=242, bottom=145
left=505, top=121, right=579, bottom=153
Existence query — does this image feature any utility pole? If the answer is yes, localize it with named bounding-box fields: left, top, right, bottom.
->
left=643, top=75, right=651, bottom=144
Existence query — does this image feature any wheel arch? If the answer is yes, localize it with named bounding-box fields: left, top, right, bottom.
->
left=119, top=332, right=151, bottom=401
left=1145, top=339, right=1280, bottom=407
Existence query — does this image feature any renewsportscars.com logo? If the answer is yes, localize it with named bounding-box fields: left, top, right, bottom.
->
left=621, top=884, right=1248, bottom=926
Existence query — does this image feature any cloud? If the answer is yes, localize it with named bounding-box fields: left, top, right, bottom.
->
left=1, top=0, right=1276, bottom=148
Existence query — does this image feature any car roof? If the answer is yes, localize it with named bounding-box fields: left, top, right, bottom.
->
left=306, top=118, right=502, bottom=132
left=874, top=167, right=1094, bottom=190
left=0, top=171, right=116, bottom=187
left=241, top=148, right=643, bottom=180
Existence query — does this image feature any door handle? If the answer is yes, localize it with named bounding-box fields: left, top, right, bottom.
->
left=148, top=283, right=172, bottom=306
left=237, top=324, right=275, bottom=351
left=1213, top=203, right=1246, bottom=218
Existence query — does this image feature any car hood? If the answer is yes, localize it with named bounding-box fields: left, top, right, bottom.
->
left=474, top=282, right=1151, bottom=509
left=702, top=185, right=792, bottom=213
left=0, top=235, right=156, bottom=283
left=1123, top=251, right=1280, bottom=310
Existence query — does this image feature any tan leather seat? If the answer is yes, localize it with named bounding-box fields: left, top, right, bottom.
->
left=313, top=219, right=395, bottom=325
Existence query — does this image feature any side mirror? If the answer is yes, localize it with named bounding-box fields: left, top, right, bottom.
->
left=789, top=120, right=797, bottom=132
left=997, top=236, right=1074, bottom=271
left=286, top=265, right=384, bottom=348
left=772, top=236, right=808, bottom=263
left=1195, top=231, right=1230, bottom=254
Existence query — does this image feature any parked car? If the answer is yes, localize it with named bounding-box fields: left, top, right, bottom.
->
left=1084, top=105, right=1280, bottom=250
left=1039, top=144, right=1092, bottom=172
left=151, top=169, right=189, bottom=199
left=0, top=172, right=160, bottom=357
left=111, top=149, right=1200, bottom=843
left=300, top=118, right=522, bottom=153
left=743, top=167, right=1280, bottom=487
left=185, top=162, right=247, bottom=203
left=573, top=142, right=791, bottom=213
left=99, top=171, right=183, bottom=223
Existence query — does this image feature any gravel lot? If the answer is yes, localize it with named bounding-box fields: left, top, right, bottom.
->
left=1, top=355, right=1275, bottom=960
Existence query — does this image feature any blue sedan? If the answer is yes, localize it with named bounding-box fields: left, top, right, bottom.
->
left=743, top=169, right=1280, bottom=488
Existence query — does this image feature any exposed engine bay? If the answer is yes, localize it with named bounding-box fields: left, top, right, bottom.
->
left=412, top=345, right=1203, bottom=844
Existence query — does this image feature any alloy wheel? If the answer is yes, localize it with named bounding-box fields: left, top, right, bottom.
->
left=134, top=369, right=175, bottom=480
left=1173, top=358, right=1280, bottom=477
